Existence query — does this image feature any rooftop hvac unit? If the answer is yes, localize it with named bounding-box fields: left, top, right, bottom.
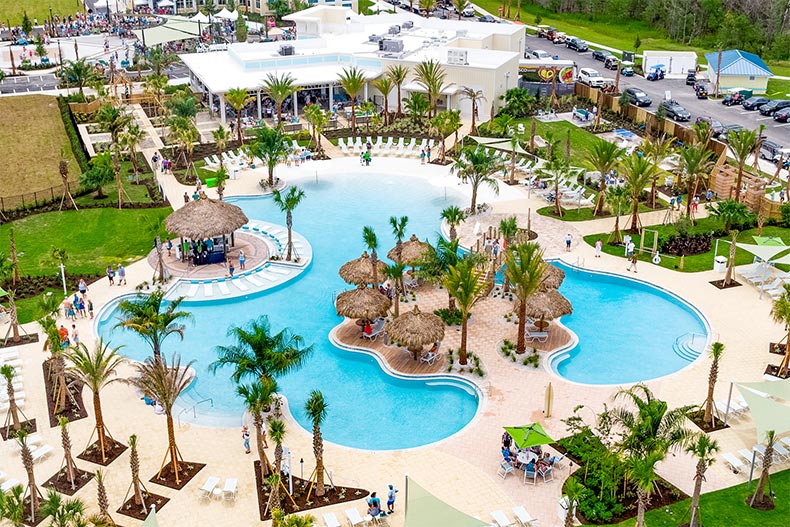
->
left=368, top=34, right=383, bottom=42
left=455, top=30, right=468, bottom=38
left=388, top=25, right=401, bottom=35
left=447, top=49, right=468, bottom=65
left=402, top=21, right=414, bottom=29
left=279, top=45, right=295, bottom=56
left=379, top=38, right=404, bottom=52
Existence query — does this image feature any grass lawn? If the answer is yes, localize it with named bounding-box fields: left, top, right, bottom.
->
left=14, top=288, right=59, bottom=324
left=73, top=161, right=156, bottom=206
left=582, top=219, right=790, bottom=273
left=0, top=208, right=171, bottom=277
left=767, top=78, right=790, bottom=99
left=608, top=468, right=790, bottom=526
left=3, top=0, right=82, bottom=26
left=537, top=201, right=666, bottom=222
left=513, top=118, right=599, bottom=166
left=0, top=95, right=78, bottom=199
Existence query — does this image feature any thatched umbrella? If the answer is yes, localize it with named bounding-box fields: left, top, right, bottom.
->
left=387, top=235, right=431, bottom=265
left=165, top=197, right=249, bottom=240
left=339, top=252, right=387, bottom=286
left=336, top=285, right=391, bottom=321
left=384, top=305, right=445, bottom=360
left=539, top=264, right=566, bottom=291
left=523, top=289, right=573, bottom=329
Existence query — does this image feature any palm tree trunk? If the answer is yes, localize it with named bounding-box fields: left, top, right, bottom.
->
left=396, top=86, right=402, bottom=116
left=21, top=443, right=39, bottom=519
left=554, top=178, right=563, bottom=217
left=630, top=197, right=640, bottom=232
left=237, top=114, right=243, bottom=145
left=781, top=335, right=790, bottom=377
left=286, top=211, right=293, bottom=261
left=269, top=165, right=275, bottom=187
left=686, top=178, right=694, bottom=216
left=515, top=0, right=521, bottom=20
left=166, top=414, right=180, bottom=485
left=470, top=103, right=477, bottom=135
left=470, top=187, right=478, bottom=212
left=703, top=357, right=718, bottom=426
left=516, top=299, right=527, bottom=354
left=448, top=292, right=456, bottom=312
left=509, top=152, right=516, bottom=184
left=371, top=251, right=379, bottom=288
left=734, top=164, right=743, bottom=201
left=636, top=489, right=646, bottom=527
left=459, top=316, right=469, bottom=365
left=723, top=231, right=738, bottom=286
left=253, top=413, right=269, bottom=480
left=7, top=382, right=21, bottom=430
left=314, top=428, right=325, bottom=497
left=689, top=470, right=704, bottom=527
left=393, top=284, right=400, bottom=317
left=449, top=224, right=457, bottom=241
left=95, top=392, right=109, bottom=462
left=351, top=100, right=357, bottom=134
left=595, top=177, right=607, bottom=216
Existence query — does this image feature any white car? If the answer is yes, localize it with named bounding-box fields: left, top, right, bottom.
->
left=578, top=67, right=604, bottom=87
left=528, top=49, right=552, bottom=60
left=461, top=5, right=475, bottom=16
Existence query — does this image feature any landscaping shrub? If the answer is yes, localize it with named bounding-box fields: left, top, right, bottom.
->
left=661, top=233, right=713, bottom=256
left=434, top=308, right=463, bottom=326
left=780, top=204, right=790, bottom=227
left=56, top=96, right=90, bottom=173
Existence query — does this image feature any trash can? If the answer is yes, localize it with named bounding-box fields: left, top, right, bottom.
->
left=713, top=255, right=727, bottom=272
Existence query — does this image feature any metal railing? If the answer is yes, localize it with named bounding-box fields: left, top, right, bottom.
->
left=177, top=397, right=214, bottom=428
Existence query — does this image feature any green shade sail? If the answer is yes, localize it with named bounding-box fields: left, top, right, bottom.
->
left=141, top=509, right=159, bottom=527
left=404, top=476, right=488, bottom=527
left=753, top=236, right=786, bottom=246
left=0, top=287, right=7, bottom=298
left=504, top=423, right=554, bottom=449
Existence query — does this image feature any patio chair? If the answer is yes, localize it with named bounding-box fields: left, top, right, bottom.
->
left=362, top=320, right=386, bottom=341
left=199, top=476, right=220, bottom=499
left=31, top=445, right=54, bottom=463
left=382, top=137, right=393, bottom=154
left=345, top=508, right=366, bottom=527
left=512, top=506, right=537, bottom=526
left=394, top=137, right=405, bottom=155
left=722, top=452, right=746, bottom=473
left=491, top=510, right=515, bottom=527
left=770, top=442, right=790, bottom=463
left=323, top=513, right=341, bottom=527
left=522, top=467, right=537, bottom=485
left=223, top=478, right=237, bottom=501
left=738, top=449, right=761, bottom=468
left=497, top=462, right=514, bottom=480
left=526, top=330, right=548, bottom=343
left=420, top=351, right=437, bottom=366
left=539, top=466, right=554, bottom=483
left=338, top=137, right=350, bottom=154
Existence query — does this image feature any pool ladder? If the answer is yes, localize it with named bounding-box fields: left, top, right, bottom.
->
left=178, top=397, right=214, bottom=428
left=574, top=256, right=585, bottom=268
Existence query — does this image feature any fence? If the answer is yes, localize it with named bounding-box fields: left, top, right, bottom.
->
left=68, top=100, right=102, bottom=114
left=0, top=181, right=81, bottom=213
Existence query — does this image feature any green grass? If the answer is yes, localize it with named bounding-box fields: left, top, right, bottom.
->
left=14, top=288, right=59, bottom=324
left=767, top=78, right=790, bottom=99
left=537, top=201, right=666, bottom=221
left=3, top=0, right=81, bottom=26
left=607, top=468, right=790, bottom=526
left=0, top=208, right=170, bottom=277
left=73, top=161, right=156, bottom=206
left=513, top=118, right=600, bottom=166
left=583, top=219, right=790, bottom=273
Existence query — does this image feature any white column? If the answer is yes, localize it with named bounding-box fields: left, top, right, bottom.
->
left=363, top=81, right=368, bottom=101
left=219, top=94, right=227, bottom=125
left=446, top=94, right=451, bottom=109
left=292, top=92, right=298, bottom=116
left=329, top=84, right=334, bottom=107
left=208, top=90, right=213, bottom=116
left=257, top=90, right=262, bottom=119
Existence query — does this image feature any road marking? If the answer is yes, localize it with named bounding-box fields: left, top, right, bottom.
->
left=773, top=123, right=790, bottom=128
left=757, top=117, right=774, bottom=121
left=739, top=111, right=753, bottom=115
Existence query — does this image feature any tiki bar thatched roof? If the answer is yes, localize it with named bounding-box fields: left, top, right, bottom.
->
left=335, top=285, right=392, bottom=320
left=384, top=305, right=445, bottom=351
left=523, top=289, right=573, bottom=321
left=387, top=234, right=432, bottom=265
left=338, top=252, right=387, bottom=286
left=165, top=197, right=248, bottom=240
left=539, top=264, right=566, bottom=291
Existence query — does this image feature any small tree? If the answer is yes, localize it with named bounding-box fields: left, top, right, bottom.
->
left=443, top=258, right=484, bottom=365
left=770, top=285, right=790, bottom=378
left=80, top=152, right=115, bottom=199
left=0, top=483, right=25, bottom=527
left=634, top=34, right=642, bottom=53
left=337, top=66, right=366, bottom=133
left=504, top=243, right=546, bottom=354
left=749, top=430, right=777, bottom=508
left=1, top=365, right=22, bottom=432
left=94, top=470, right=114, bottom=525
left=57, top=417, right=80, bottom=491
left=362, top=226, right=380, bottom=288
left=128, top=434, right=146, bottom=509
left=236, top=17, right=248, bottom=42
left=272, top=186, right=306, bottom=261
left=702, top=342, right=725, bottom=426
left=562, top=477, right=586, bottom=527
left=237, top=379, right=277, bottom=480
left=450, top=147, right=500, bottom=212
left=686, top=433, right=719, bottom=527
left=17, top=430, right=42, bottom=521
left=440, top=206, right=464, bottom=242
left=304, top=390, right=328, bottom=498
left=21, top=13, right=33, bottom=36
left=250, top=125, right=290, bottom=187
left=386, top=65, right=409, bottom=117
left=225, top=88, right=254, bottom=144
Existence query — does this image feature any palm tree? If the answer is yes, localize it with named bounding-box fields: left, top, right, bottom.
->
left=62, top=59, right=98, bottom=99
left=443, top=258, right=484, bottom=365
left=710, top=198, right=754, bottom=234
left=562, top=477, right=585, bottom=527
left=416, top=237, right=464, bottom=312
left=403, top=92, right=430, bottom=123
left=386, top=65, right=409, bottom=116
left=0, top=483, right=25, bottom=527
left=96, top=103, right=132, bottom=209
left=126, top=354, right=195, bottom=486
left=621, top=154, right=657, bottom=233
left=702, top=341, right=725, bottom=426
left=237, top=379, right=278, bottom=480
left=451, top=147, right=500, bottom=212
left=420, top=0, right=437, bottom=15
left=266, top=418, right=287, bottom=512
left=414, top=59, right=450, bottom=118
left=679, top=143, right=714, bottom=217
left=127, top=434, right=145, bottom=509
left=337, top=66, right=366, bottom=134
left=304, top=390, right=328, bottom=498
left=383, top=262, right=406, bottom=318
left=362, top=226, right=380, bottom=288
left=57, top=417, right=80, bottom=491
left=39, top=315, right=69, bottom=414
left=585, top=138, right=624, bottom=216
left=1, top=365, right=22, bottom=432
left=225, top=88, right=254, bottom=144
left=94, top=469, right=113, bottom=525
left=641, top=136, right=674, bottom=208
left=115, top=289, right=192, bottom=363
left=121, top=124, right=145, bottom=184
left=250, top=125, right=290, bottom=187
left=372, top=77, right=394, bottom=125
left=431, top=110, right=462, bottom=162
left=537, top=157, right=570, bottom=218
left=262, top=72, right=297, bottom=123
left=750, top=430, right=777, bottom=508
left=40, top=488, right=84, bottom=527
left=504, top=243, right=546, bottom=354
left=626, top=451, right=665, bottom=527
left=17, top=429, right=42, bottom=521
left=771, top=288, right=790, bottom=378
left=686, top=433, right=719, bottom=527
left=441, top=206, right=464, bottom=241
left=460, top=86, right=486, bottom=136
left=389, top=216, right=409, bottom=262
left=272, top=187, right=306, bottom=261
left=728, top=128, right=758, bottom=201
left=212, top=125, right=231, bottom=157
left=142, top=74, right=168, bottom=117
left=273, top=510, right=316, bottom=527
left=68, top=340, right=125, bottom=463
left=210, top=316, right=313, bottom=384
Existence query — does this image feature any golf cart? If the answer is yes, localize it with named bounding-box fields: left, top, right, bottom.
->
left=695, top=83, right=709, bottom=99
left=604, top=56, right=619, bottom=70
left=620, top=60, right=635, bottom=76
left=646, top=64, right=666, bottom=81
left=722, top=88, right=752, bottom=106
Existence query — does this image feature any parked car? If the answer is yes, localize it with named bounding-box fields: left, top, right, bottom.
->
left=659, top=100, right=691, bottom=121
left=760, top=140, right=785, bottom=163
left=623, top=87, right=652, bottom=107
left=774, top=108, right=790, bottom=122
left=592, top=49, right=614, bottom=62
left=742, top=96, right=770, bottom=110
left=604, top=56, right=619, bottom=70
left=694, top=116, right=724, bottom=136
left=759, top=99, right=790, bottom=115
left=565, top=37, right=588, bottom=52
left=478, top=14, right=497, bottom=22
left=620, top=61, right=635, bottom=76
left=719, top=124, right=743, bottom=142
left=722, top=93, right=746, bottom=106
left=528, top=49, right=553, bottom=60
left=536, top=25, right=554, bottom=38
left=461, top=5, right=475, bottom=16
left=685, top=71, right=697, bottom=85
left=578, top=68, right=605, bottom=87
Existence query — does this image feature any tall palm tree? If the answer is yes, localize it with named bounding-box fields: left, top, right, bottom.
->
left=94, top=469, right=113, bottom=525
left=771, top=287, right=790, bottom=378
left=389, top=216, right=409, bottom=262
left=16, top=430, right=42, bottom=521
left=537, top=157, right=570, bottom=218
left=39, top=315, right=69, bottom=414
left=750, top=430, right=776, bottom=508
left=126, top=354, right=195, bottom=485
left=679, top=143, right=714, bottom=217
left=372, top=77, right=394, bottom=125
left=443, top=258, right=484, bottom=365
left=451, top=147, right=500, bottom=212
left=127, top=434, right=145, bottom=508
left=562, top=477, right=585, bottom=527
left=1, top=365, right=22, bottom=432
left=641, top=136, right=674, bottom=208
left=460, top=86, right=486, bottom=136
left=115, top=289, right=192, bottom=363
left=304, top=390, right=328, bottom=498
left=57, top=417, right=80, bottom=491
left=709, top=199, right=754, bottom=234
left=728, top=128, right=758, bottom=202
left=383, top=262, right=406, bottom=318
left=504, top=243, right=546, bottom=354
left=403, top=92, right=430, bottom=123
left=62, top=59, right=98, bottom=99
left=440, top=206, right=464, bottom=241
left=414, top=59, right=449, bottom=118
left=225, top=88, right=254, bottom=144
left=121, top=124, right=145, bottom=184
left=272, top=187, right=306, bottom=261
left=585, top=138, right=624, bottom=216
left=337, top=66, right=367, bottom=134
left=237, top=379, right=278, bottom=479
left=68, top=340, right=125, bottom=463
left=250, top=125, right=290, bottom=187
left=362, top=226, right=380, bottom=288
left=267, top=418, right=287, bottom=512
left=0, top=483, right=25, bottom=527
left=386, top=65, right=409, bottom=116
left=212, top=125, right=230, bottom=157
left=210, top=316, right=313, bottom=384
left=96, top=103, right=132, bottom=209
left=262, top=72, right=297, bottom=123
left=686, top=433, right=719, bottom=527
left=626, top=451, right=665, bottom=527
left=700, top=341, right=725, bottom=426
left=621, top=154, right=657, bottom=233
left=431, top=110, right=462, bottom=163
left=142, top=74, right=168, bottom=117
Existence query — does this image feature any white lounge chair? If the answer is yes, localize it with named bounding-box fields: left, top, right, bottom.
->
left=492, top=510, right=515, bottom=527
left=186, top=282, right=200, bottom=298
left=781, top=436, right=790, bottom=451
left=512, top=506, right=537, bottom=526
left=739, top=449, right=761, bottom=468
left=526, top=330, right=548, bottom=343
left=1, top=479, right=20, bottom=492
left=382, top=137, right=393, bottom=154
left=722, top=452, right=746, bottom=473
left=203, top=283, right=214, bottom=297
left=394, top=137, right=405, bottom=155
left=246, top=274, right=263, bottom=287
left=223, top=478, right=237, bottom=501
left=199, top=476, right=220, bottom=499
left=362, top=320, right=386, bottom=341
left=217, top=280, right=230, bottom=295
left=230, top=277, right=248, bottom=292
left=345, top=508, right=366, bottom=527
left=420, top=351, right=437, bottom=366
left=338, top=137, right=350, bottom=154
left=31, top=445, right=53, bottom=463
left=323, top=513, right=341, bottom=527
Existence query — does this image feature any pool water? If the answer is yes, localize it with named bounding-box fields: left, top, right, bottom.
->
left=98, top=173, right=480, bottom=450
left=550, top=262, right=708, bottom=385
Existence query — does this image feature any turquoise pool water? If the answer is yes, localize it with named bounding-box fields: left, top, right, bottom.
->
left=97, top=173, right=480, bottom=450
left=549, top=262, right=708, bottom=385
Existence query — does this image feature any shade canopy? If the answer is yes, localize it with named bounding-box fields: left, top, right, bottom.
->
left=336, top=285, right=391, bottom=320
left=141, top=507, right=159, bottom=527
left=191, top=12, right=210, bottom=22
left=339, top=252, right=386, bottom=286
left=753, top=236, right=785, bottom=246
left=522, top=289, right=572, bottom=321
left=539, top=264, right=565, bottom=291
left=388, top=235, right=431, bottom=265
left=404, top=476, right=488, bottom=527
left=504, top=423, right=554, bottom=449
left=384, top=306, right=444, bottom=352
left=133, top=16, right=203, bottom=47
left=736, top=382, right=790, bottom=441
left=734, top=242, right=789, bottom=262
left=215, top=8, right=238, bottom=19
left=164, top=197, right=249, bottom=240
left=469, top=136, right=530, bottom=155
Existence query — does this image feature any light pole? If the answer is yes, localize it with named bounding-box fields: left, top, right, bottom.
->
left=59, top=263, right=67, bottom=295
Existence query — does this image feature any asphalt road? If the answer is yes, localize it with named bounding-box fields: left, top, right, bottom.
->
left=525, top=33, right=790, bottom=148
left=0, top=73, right=59, bottom=93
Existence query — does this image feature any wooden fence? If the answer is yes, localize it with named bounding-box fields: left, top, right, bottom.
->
left=68, top=100, right=102, bottom=114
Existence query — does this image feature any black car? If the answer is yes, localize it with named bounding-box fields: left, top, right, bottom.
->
left=722, top=93, right=745, bottom=106
left=759, top=99, right=790, bottom=115
left=659, top=100, right=691, bottom=121
left=774, top=108, right=790, bottom=122
left=565, top=37, right=588, bottom=52
left=685, top=71, right=697, bottom=85
left=478, top=14, right=497, bottom=22
left=695, top=116, right=724, bottom=136
left=623, top=87, right=652, bottom=107
left=719, top=124, right=743, bottom=142
left=742, top=96, right=770, bottom=110
left=591, top=49, right=613, bottom=62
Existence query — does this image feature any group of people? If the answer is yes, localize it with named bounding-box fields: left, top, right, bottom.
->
left=106, top=264, right=127, bottom=286
left=367, top=485, right=398, bottom=517
left=500, top=431, right=558, bottom=477
left=241, top=424, right=268, bottom=454
left=287, top=148, right=312, bottom=166
left=419, top=147, right=433, bottom=164
left=57, top=323, right=80, bottom=349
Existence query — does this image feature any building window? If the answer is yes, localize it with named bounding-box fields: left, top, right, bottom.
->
left=749, top=75, right=755, bottom=81
left=256, top=0, right=261, bottom=7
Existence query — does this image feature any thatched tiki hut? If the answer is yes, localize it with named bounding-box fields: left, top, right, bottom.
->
left=336, top=285, right=392, bottom=321
left=165, top=197, right=249, bottom=264
left=522, top=289, right=573, bottom=330
left=384, top=306, right=445, bottom=360
left=339, top=252, right=387, bottom=287
left=387, top=235, right=431, bottom=266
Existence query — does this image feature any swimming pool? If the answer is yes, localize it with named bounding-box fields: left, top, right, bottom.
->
left=548, top=262, right=709, bottom=385
left=97, top=173, right=480, bottom=450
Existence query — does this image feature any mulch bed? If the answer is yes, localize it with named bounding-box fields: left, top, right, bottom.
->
left=0, top=419, right=37, bottom=441
left=42, top=362, right=87, bottom=428
left=117, top=491, right=171, bottom=521
left=764, top=365, right=790, bottom=379
left=77, top=437, right=128, bottom=466
left=43, top=467, right=95, bottom=496
left=21, top=497, right=46, bottom=527
left=709, top=279, right=742, bottom=290
left=0, top=334, right=39, bottom=349
left=768, top=342, right=786, bottom=356
left=253, top=460, right=369, bottom=521
left=1, top=274, right=103, bottom=301
left=746, top=494, right=775, bottom=511
left=149, top=461, right=205, bottom=491
left=687, top=409, right=729, bottom=433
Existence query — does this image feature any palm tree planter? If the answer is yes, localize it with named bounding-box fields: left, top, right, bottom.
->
left=1, top=364, right=36, bottom=441
left=117, top=434, right=171, bottom=521
left=42, top=417, right=94, bottom=496
left=40, top=359, right=88, bottom=428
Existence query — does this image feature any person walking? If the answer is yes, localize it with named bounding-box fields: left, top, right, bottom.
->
left=118, top=264, right=127, bottom=285
left=627, top=252, right=638, bottom=273
left=386, top=484, right=398, bottom=514
left=239, top=250, right=246, bottom=270
left=565, top=233, right=572, bottom=252
left=420, top=148, right=426, bottom=164
left=106, top=265, right=115, bottom=286
left=594, top=239, right=603, bottom=258
left=242, top=425, right=251, bottom=454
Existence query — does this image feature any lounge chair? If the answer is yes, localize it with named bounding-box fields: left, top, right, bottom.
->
left=739, top=263, right=767, bottom=279
left=759, top=277, right=786, bottom=291
left=512, top=506, right=537, bottom=526
left=323, top=513, right=341, bottom=527
left=31, top=445, right=53, bottom=463
left=338, top=137, right=350, bottom=155
left=497, top=461, right=514, bottom=479
left=420, top=351, right=437, bottom=365
left=223, top=478, right=237, bottom=501
left=362, top=320, right=386, bottom=341
left=769, top=442, right=790, bottom=463
left=722, top=452, right=746, bottom=473
left=203, top=283, right=214, bottom=297
left=748, top=270, right=775, bottom=285
left=345, top=508, right=366, bottom=527
left=230, top=277, right=248, bottom=292
left=714, top=400, right=740, bottom=420
left=199, top=476, right=220, bottom=499
left=491, top=510, right=515, bottom=527
left=738, top=449, right=761, bottom=468
left=526, top=330, right=548, bottom=343
left=539, top=466, right=554, bottom=482
left=246, top=274, right=263, bottom=287
left=1, top=479, right=20, bottom=492
left=382, top=137, right=393, bottom=154
left=217, top=280, right=230, bottom=296
left=394, top=137, right=405, bottom=155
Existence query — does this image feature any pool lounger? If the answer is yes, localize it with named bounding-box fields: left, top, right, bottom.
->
left=203, top=283, right=214, bottom=297
left=267, top=266, right=290, bottom=275
left=258, top=271, right=277, bottom=282
left=217, top=281, right=230, bottom=295
left=186, top=282, right=200, bottom=297
left=246, top=274, right=263, bottom=287
left=231, top=278, right=248, bottom=291
left=722, top=452, right=745, bottom=473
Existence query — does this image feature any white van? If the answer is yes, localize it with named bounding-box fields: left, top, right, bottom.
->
left=578, top=68, right=604, bottom=87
